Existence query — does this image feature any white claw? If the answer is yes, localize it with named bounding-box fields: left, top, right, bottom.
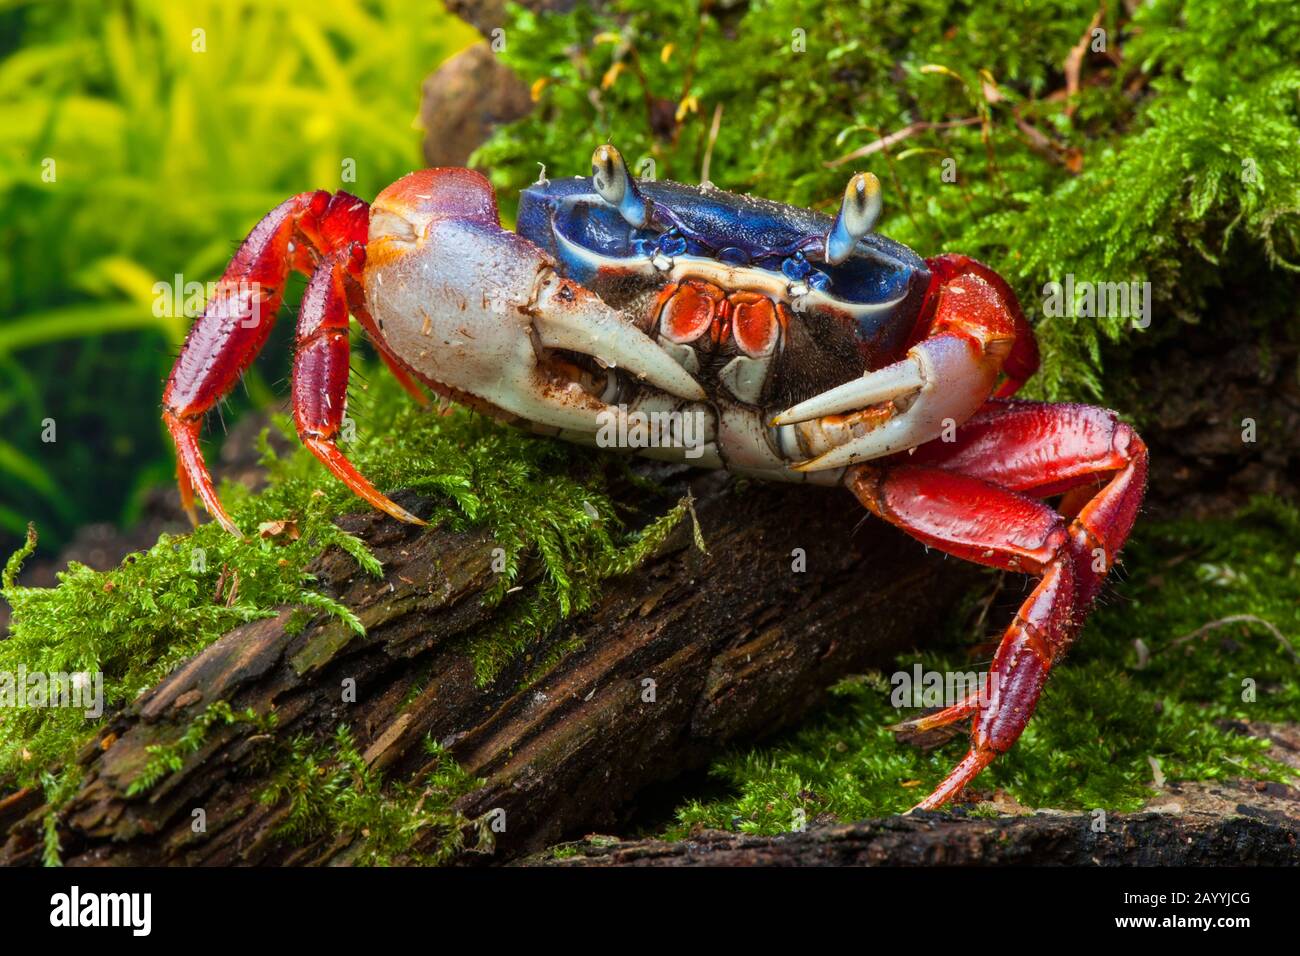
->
left=770, top=358, right=922, bottom=426
left=534, top=275, right=706, bottom=402
left=791, top=334, right=999, bottom=471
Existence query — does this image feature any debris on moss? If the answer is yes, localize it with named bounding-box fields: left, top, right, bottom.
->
left=664, top=498, right=1300, bottom=836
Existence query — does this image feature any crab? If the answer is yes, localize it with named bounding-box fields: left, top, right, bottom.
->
left=162, top=146, right=1147, bottom=810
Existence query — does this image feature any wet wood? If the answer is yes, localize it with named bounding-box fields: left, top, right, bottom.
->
left=0, top=469, right=974, bottom=865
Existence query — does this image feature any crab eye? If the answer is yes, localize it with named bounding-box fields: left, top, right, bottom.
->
left=825, top=172, right=882, bottom=265
left=591, top=145, right=627, bottom=203
left=591, top=144, right=649, bottom=228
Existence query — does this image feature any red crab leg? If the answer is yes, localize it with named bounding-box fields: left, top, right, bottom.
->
left=888, top=696, right=978, bottom=734
left=162, top=190, right=423, bottom=533
left=847, top=399, right=1147, bottom=810
left=164, top=192, right=326, bottom=531
left=293, top=248, right=424, bottom=525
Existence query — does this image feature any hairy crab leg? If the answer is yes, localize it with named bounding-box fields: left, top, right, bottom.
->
left=162, top=190, right=422, bottom=534
left=887, top=697, right=978, bottom=734
left=164, top=192, right=325, bottom=531
left=846, top=399, right=1147, bottom=810
left=293, top=247, right=424, bottom=526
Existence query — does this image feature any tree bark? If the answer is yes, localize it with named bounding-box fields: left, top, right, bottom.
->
left=522, top=779, right=1300, bottom=866
left=0, top=468, right=977, bottom=866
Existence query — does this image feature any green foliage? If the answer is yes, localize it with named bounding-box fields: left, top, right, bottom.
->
left=1, top=368, right=690, bottom=797
left=0, top=0, right=477, bottom=545
left=974, top=0, right=1300, bottom=396
left=667, top=498, right=1300, bottom=834
left=39, top=763, right=82, bottom=867
left=258, top=726, right=485, bottom=865
left=478, top=0, right=1300, bottom=401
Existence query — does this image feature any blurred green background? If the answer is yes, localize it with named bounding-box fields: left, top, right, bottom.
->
left=0, top=0, right=475, bottom=551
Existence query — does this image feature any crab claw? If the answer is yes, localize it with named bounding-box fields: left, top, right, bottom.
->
left=366, top=168, right=703, bottom=434
left=776, top=333, right=1005, bottom=471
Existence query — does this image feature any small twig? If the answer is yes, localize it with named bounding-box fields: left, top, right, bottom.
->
left=609, top=40, right=659, bottom=141
left=684, top=493, right=708, bottom=555
left=1064, top=6, right=1106, bottom=119
left=1011, top=108, right=1083, bottom=173
left=824, top=117, right=982, bottom=168
left=677, top=12, right=704, bottom=107
left=1161, top=614, right=1299, bottom=663
left=869, top=127, right=927, bottom=243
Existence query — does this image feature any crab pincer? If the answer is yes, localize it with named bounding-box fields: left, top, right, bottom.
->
left=364, top=167, right=705, bottom=437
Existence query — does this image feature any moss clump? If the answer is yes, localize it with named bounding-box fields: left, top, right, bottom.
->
left=665, top=498, right=1299, bottom=835
left=126, top=701, right=278, bottom=797
left=0, top=507, right=368, bottom=793
left=468, top=489, right=698, bottom=687
left=477, top=0, right=1300, bottom=401
left=258, top=726, right=486, bottom=866
left=1, top=368, right=688, bottom=798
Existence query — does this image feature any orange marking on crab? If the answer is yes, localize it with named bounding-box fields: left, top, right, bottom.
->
left=657, top=279, right=724, bottom=344
left=728, top=291, right=779, bottom=357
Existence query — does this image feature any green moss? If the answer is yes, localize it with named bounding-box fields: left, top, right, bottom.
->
left=469, top=490, right=696, bottom=687
left=664, top=498, right=1299, bottom=836
left=478, top=0, right=1300, bottom=402
left=38, top=764, right=82, bottom=868
left=258, top=726, right=486, bottom=866
left=1, top=368, right=688, bottom=795
left=126, top=701, right=277, bottom=797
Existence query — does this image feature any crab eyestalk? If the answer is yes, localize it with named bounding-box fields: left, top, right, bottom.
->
left=591, top=145, right=650, bottom=228
left=825, top=172, right=882, bottom=265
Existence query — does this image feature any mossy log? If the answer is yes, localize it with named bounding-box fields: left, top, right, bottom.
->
left=524, top=781, right=1300, bottom=866
left=0, top=469, right=975, bottom=865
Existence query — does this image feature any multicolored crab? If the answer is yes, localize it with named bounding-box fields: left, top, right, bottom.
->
left=162, top=146, right=1147, bottom=810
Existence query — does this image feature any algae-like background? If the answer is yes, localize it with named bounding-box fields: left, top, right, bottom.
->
left=1, top=0, right=1298, bottom=858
